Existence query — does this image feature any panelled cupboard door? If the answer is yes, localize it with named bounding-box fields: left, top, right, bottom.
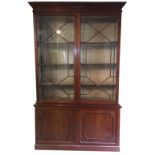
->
left=35, top=108, right=77, bottom=144
left=79, top=109, right=119, bottom=145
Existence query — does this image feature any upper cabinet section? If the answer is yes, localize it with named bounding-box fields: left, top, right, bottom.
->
left=29, top=2, right=126, bottom=104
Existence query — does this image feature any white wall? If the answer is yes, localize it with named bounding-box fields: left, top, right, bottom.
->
left=0, top=0, right=155, bottom=155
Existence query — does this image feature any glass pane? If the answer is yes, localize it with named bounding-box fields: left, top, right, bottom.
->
left=37, top=16, right=74, bottom=100
left=80, top=16, right=117, bottom=101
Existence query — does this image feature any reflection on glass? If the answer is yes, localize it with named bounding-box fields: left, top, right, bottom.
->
left=37, top=16, right=74, bottom=100
left=80, top=16, right=117, bottom=101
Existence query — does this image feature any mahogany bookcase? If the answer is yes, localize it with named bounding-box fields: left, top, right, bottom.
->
left=29, top=2, right=126, bottom=151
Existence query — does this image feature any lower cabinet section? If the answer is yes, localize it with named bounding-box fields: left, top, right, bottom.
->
left=35, top=107, right=120, bottom=151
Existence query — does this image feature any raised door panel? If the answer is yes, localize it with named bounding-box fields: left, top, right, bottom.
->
left=80, top=109, right=119, bottom=145
left=36, top=108, right=76, bottom=144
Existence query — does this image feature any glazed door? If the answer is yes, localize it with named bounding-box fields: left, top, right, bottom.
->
left=80, top=16, right=118, bottom=103
left=36, top=16, right=75, bottom=101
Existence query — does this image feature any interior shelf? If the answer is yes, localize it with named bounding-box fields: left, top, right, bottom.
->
left=39, top=64, right=73, bottom=69
left=38, top=42, right=73, bottom=46
left=40, top=82, right=116, bottom=88
left=39, top=63, right=116, bottom=68
left=37, top=16, right=116, bottom=23
left=80, top=63, right=116, bottom=68
left=38, top=41, right=117, bottom=47
left=81, top=17, right=116, bottom=23
left=81, top=41, right=117, bottom=47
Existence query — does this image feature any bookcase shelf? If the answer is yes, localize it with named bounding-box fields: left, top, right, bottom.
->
left=39, top=63, right=116, bottom=68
